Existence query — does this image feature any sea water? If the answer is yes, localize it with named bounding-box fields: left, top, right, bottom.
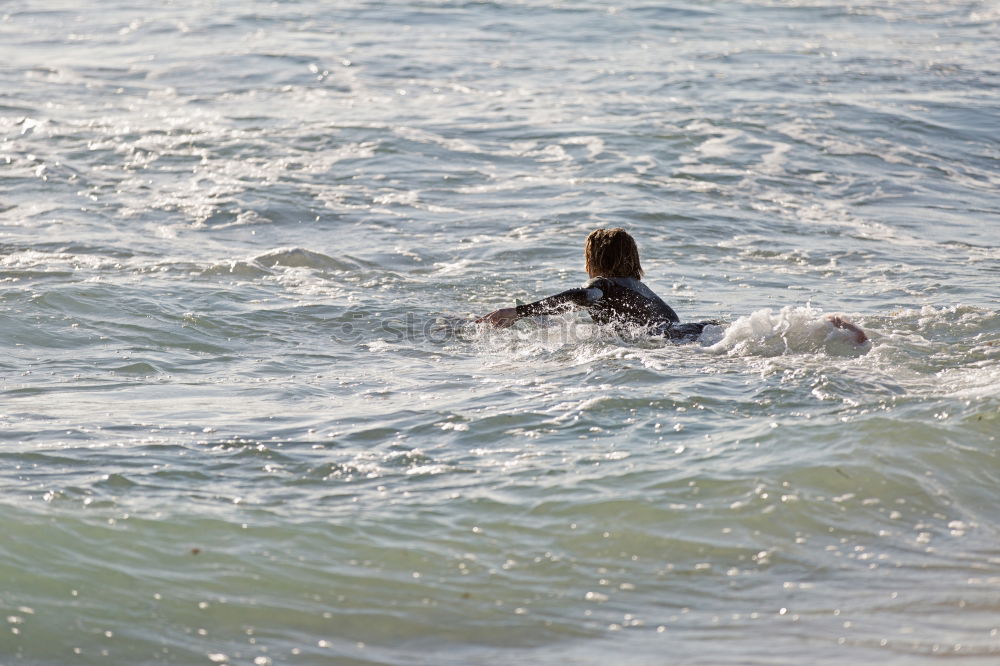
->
left=1, top=1, right=998, bottom=664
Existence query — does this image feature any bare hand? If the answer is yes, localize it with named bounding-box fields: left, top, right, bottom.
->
left=475, top=307, right=517, bottom=328
left=826, top=314, right=868, bottom=344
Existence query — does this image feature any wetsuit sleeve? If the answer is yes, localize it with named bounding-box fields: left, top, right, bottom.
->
left=514, top=288, right=596, bottom=318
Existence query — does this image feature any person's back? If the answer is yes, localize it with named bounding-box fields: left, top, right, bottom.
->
left=514, top=274, right=693, bottom=336
left=579, top=275, right=679, bottom=329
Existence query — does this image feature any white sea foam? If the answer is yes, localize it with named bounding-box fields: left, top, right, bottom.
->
left=705, top=306, right=870, bottom=357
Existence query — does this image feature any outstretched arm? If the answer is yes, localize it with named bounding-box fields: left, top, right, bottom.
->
left=477, top=288, right=594, bottom=328
left=827, top=314, right=868, bottom=344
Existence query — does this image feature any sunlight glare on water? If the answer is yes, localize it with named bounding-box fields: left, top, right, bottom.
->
left=1, top=0, right=999, bottom=664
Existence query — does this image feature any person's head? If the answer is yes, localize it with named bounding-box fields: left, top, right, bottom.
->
left=584, top=228, right=644, bottom=279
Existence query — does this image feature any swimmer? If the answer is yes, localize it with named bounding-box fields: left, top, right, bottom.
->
left=477, top=227, right=868, bottom=344
left=477, top=227, right=719, bottom=341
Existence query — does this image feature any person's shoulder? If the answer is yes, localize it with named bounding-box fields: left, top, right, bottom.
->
left=579, top=277, right=609, bottom=302
left=583, top=276, right=613, bottom=289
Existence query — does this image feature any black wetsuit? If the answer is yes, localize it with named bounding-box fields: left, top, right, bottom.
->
left=514, top=276, right=715, bottom=341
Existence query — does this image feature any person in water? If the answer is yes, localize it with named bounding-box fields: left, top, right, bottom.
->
left=477, top=227, right=868, bottom=344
